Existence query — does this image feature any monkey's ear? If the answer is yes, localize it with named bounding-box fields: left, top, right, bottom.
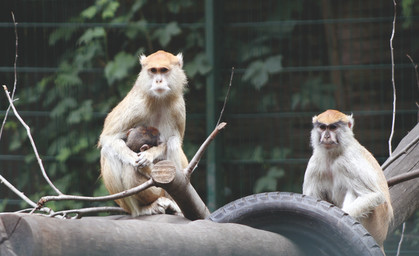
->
left=312, top=115, right=318, bottom=124
left=176, top=53, right=183, bottom=68
left=347, top=114, right=354, bottom=130
left=126, top=128, right=134, bottom=137
left=139, top=54, right=147, bottom=66
left=140, top=144, right=150, bottom=152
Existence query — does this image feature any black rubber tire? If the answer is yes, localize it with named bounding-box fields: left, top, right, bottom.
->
left=208, top=192, right=383, bottom=256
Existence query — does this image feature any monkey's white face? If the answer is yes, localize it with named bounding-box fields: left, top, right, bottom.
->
left=148, top=67, right=171, bottom=97
left=313, top=122, right=341, bottom=149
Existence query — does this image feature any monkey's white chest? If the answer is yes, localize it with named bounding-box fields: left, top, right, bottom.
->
left=305, top=156, right=349, bottom=207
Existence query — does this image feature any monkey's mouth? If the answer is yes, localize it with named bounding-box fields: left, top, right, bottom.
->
left=321, top=141, right=338, bottom=148
left=153, top=86, right=170, bottom=95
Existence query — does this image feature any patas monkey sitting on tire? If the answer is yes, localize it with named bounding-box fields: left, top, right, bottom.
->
left=303, top=109, right=393, bottom=251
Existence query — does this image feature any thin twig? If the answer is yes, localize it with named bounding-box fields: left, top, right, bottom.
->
left=50, top=206, right=126, bottom=219
left=0, top=174, right=52, bottom=212
left=37, top=178, right=154, bottom=208
left=406, top=54, right=419, bottom=90
left=184, top=122, right=227, bottom=177
left=15, top=207, right=54, bottom=214
left=0, top=12, right=19, bottom=140
left=3, top=85, right=63, bottom=196
left=406, top=54, right=419, bottom=116
left=216, top=67, right=234, bottom=127
left=388, top=0, right=397, bottom=156
left=396, top=222, right=406, bottom=256
left=390, top=1, right=406, bottom=254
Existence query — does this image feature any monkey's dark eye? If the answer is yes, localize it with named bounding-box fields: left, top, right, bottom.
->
left=150, top=68, right=157, bottom=74
left=329, top=124, right=337, bottom=131
left=160, top=67, right=169, bottom=73
left=319, top=124, right=327, bottom=131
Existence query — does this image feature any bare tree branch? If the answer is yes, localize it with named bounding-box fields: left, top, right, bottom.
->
left=406, top=54, right=419, bottom=119
left=387, top=168, right=419, bottom=187
left=216, top=67, right=234, bottom=127
left=50, top=207, right=126, bottom=219
left=0, top=12, right=19, bottom=140
left=0, top=174, right=52, bottom=214
left=3, top=85, right=63, bottom=196
left=184, top=122, right=227, bottom=177
left=406, top=54, right=419, bottom=90
left=388, top=0, right=397, bottom=156
left=37, top=178, right=154, bottom=208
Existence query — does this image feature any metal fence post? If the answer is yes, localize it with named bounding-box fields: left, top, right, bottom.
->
left=205, top=0, right=222, bottom=212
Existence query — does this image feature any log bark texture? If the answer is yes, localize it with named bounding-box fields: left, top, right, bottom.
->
left=383, top=122, right=419, bottom=234
left=0, top=213, right=303, bottom=256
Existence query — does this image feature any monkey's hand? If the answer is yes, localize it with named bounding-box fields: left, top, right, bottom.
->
left=136, top=151, right=154, bottom=168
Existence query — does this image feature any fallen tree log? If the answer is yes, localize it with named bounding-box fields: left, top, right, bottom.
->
left=0, top=213, right=302, bottom=256
left=383, top=122, right=419, bottom=234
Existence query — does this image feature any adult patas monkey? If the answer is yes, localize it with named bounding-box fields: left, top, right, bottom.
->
left=99, top=50, right=188, bottom=216
left=303, top=109, right=393, bottom=251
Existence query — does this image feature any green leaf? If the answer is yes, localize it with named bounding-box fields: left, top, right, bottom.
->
left=126, top=20, right=148, bottom=39
left=167, top=0, right=193, bottom=13
left=265, top=55, right=283, bottom=73
left=67, top=100, right=93, bottom=124
left=78, top=27, right=106, bottom=45
left=271, top=147, right=291, bottom=159
left=251, top=145, right=264, bottom=163
left=55, top=73, right=82, bottom=87
left=56, top=147, right=72, bottom=162
left=50, top=98, right=77, bottom=117
left=153, top=22, right=181, bottom=47
left=73, top=137, right=89, bottom=153
left=184, top=52, right=211, bottom=77
left=49, top=27, right=78, bottom=45
left=242, top=60, right=268, bottom=89
left=253, top=167, right=285, bottom=193
left=102, top=1, right=120, bottom=19
left=81, top=6, right=97, bottom=19
left=104, top=51, right=138, bottom=85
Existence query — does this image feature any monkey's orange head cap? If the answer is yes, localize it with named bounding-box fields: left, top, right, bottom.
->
left=140, top=50, right=183, bottom=69
left=312, top=109, right=353, bottom=126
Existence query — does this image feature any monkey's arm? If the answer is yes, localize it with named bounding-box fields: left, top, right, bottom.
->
left=340, top=158, right=386, bottom=219
left=341, top=190, right=385, bottom=219
left=100, top=134, right=140, bottom=166
left=166, top=134, right=188, bottom=170
left=302, top=157, right=325, bottom=199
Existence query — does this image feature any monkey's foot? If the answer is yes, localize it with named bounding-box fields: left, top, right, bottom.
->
left=150, top=197, right=182, bottom=215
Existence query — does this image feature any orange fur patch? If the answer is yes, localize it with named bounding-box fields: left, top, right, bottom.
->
left=141, top=50, right=179, bottom=69
left=313, top=109, right=350, bottom=125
